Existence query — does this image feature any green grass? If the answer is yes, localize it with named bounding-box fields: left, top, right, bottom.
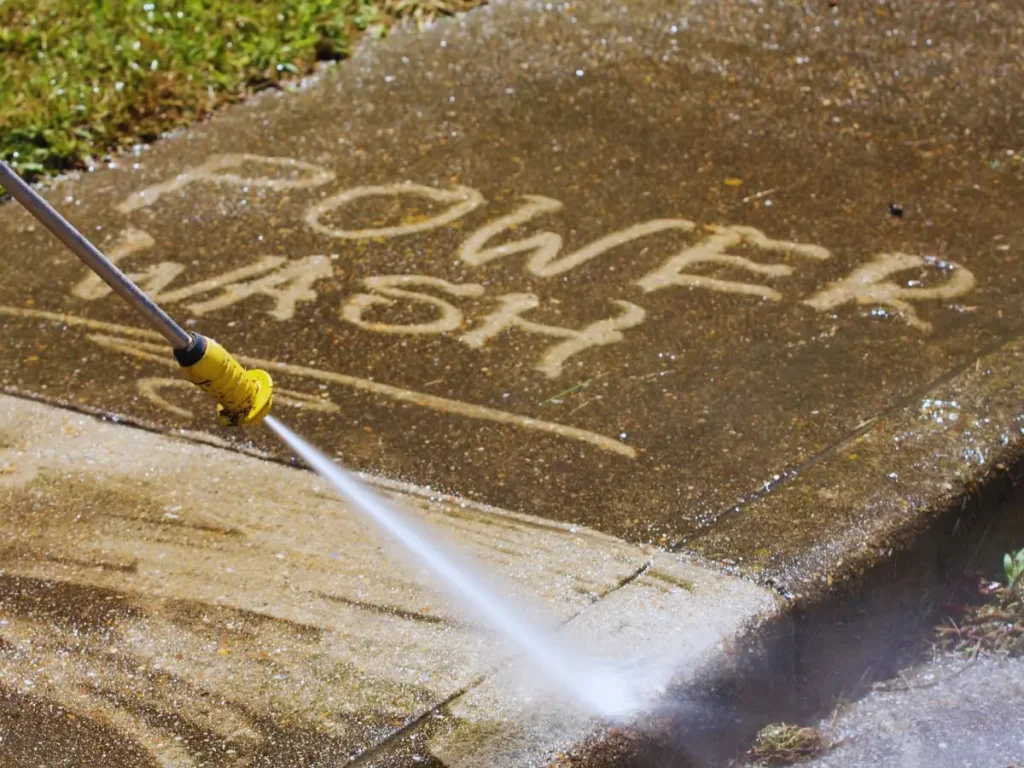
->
left=0, top=0, right=475, bottom=181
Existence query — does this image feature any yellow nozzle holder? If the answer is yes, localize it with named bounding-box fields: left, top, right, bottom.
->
left=174, top=334, right=273, bottom=427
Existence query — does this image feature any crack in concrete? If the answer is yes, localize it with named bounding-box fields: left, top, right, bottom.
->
left=311, top=590, right=459, bottom=628
left=340, top=560, right=655, bottom=766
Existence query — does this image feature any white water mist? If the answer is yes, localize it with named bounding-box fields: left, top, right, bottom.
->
left=264, top=415, right=640, bottom=719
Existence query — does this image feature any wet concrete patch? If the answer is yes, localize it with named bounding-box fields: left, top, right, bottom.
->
left=0, top=683, right=159, bottom=768
left=2, top=0, right=1023, bottom=551
left=0, top=395, right=776, bottom=766
left=426, top=556, right=773, bottom=767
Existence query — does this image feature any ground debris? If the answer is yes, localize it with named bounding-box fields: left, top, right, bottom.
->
left=936, top=573, right=1024, bottom=657
left=744, top=723, right=827, bottom=766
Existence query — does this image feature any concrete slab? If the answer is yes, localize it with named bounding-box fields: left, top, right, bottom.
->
left=2, top=0, right=1023, bottom=556
left=0, top=394, right=776, bottom=766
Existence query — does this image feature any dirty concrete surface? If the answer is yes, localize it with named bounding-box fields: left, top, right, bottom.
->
left=2, top=0, right=1023, bottom=554
left=3, top=0, right=1024, bottom=764
left=0, top=395, right=775, bottom=766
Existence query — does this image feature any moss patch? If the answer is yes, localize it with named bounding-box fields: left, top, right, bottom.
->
left=745, top=723, right=827, bottom=766
left=646, top=568, right=695, bottom=591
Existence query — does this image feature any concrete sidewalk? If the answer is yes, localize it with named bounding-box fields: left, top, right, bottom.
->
left=2, top=0, right=1024, bottom=763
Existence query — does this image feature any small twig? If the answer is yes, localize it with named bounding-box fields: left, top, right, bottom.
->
left=541, top=380, right=592, bottom=406
left=568, top=398, right=596, bottom=416
left=540, top=372, right=607, bottom=406
left=740, top=187, right=779, bottom=204
left=629, top=369, right=670, bottom=382
left=854, top=416, right=878, bottom=431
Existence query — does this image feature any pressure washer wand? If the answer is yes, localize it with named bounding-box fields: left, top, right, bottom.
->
left=0, top=161, right=273, bottom=426
left=0, top=162, right=190, bottom=347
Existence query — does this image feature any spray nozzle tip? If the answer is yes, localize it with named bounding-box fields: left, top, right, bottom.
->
left=176, top=334, right=273, bottom=426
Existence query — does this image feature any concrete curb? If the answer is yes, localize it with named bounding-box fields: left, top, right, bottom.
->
left=688, top=334, right=1024, bottom=601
